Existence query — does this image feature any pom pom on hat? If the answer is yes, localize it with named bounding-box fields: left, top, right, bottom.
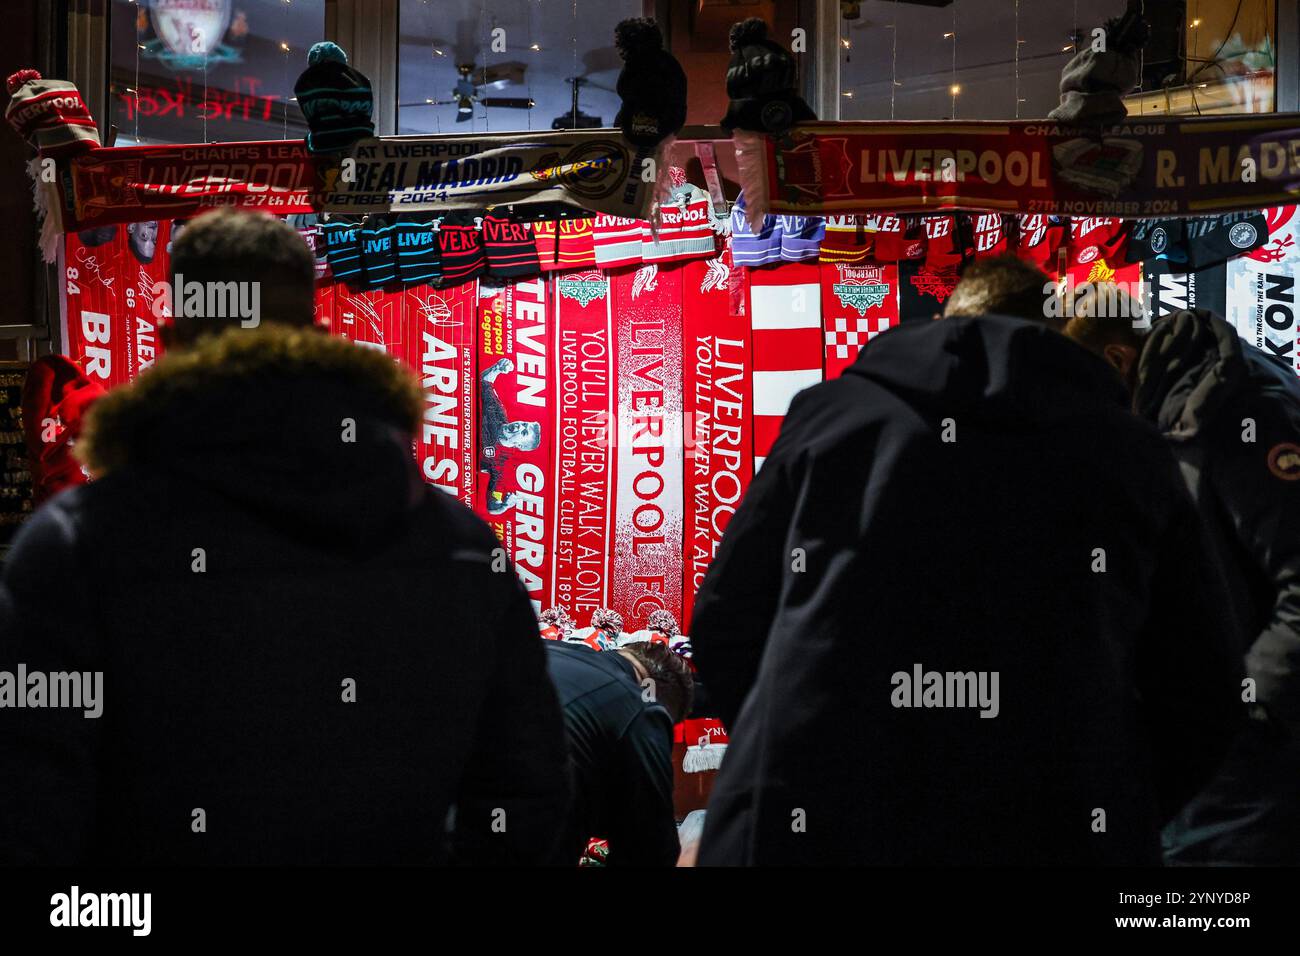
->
left=615, top=18, right=664, bottom=58
left=591, top=607, right=624, bottom=636
left=647, top=609, right=680, bottom=639
left=729, top=18, right=769, bottom=52
left=307, top=41, right=348, bottom=67
left=7, top=69, right=42, bottom=94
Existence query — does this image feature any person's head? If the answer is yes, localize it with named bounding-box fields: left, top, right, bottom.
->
left=127, top=220, right=159, bottom=263
left=500, top=419, right=542, bottom=451
left=166, top=209, right=316, bottom=349
left=166, top=218, right=188, bottom=255
left=619, top=641, right=695, bottom=724
left=1063, top=313, right=1147, bottom=391
left=944, top=256, right=1055, bottom=327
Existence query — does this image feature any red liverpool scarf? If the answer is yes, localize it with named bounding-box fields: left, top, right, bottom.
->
left=748, top=262, right=823, bottom=471
left=821, top=261, right=899, bottom=380
left=405, top=281, right=477, bottom=508
left=681, top=253, right=752, bottom=625
left=550, top=269, right=617, bottom=626
left=609, top=263, right=685, bottom=624
left=475, top=277, right=554, bottom=613
left=124, top=220, right=170, bottom=380
left=63, top=227, right=131, bottom=389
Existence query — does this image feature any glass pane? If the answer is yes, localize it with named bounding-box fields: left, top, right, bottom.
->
left=398, top=0, right=645, bottom=135
left=109, top=0, right=327, bottom=146
left=837, top=0, right=1276, bottom=121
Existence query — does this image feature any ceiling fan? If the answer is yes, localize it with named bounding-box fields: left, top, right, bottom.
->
left=550, top=76, right=606, bottom=130
left=400, top=61, right=535, bottom=122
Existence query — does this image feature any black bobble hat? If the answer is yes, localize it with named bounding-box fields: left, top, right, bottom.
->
left=719, top=18, right=816, bottom=135
left=614, top=18, right=687, bottom=148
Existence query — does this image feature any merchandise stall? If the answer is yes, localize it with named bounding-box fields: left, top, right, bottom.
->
left=7, top=4, right=1300, bottom=848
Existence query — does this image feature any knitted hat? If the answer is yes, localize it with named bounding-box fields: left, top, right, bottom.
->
left=538, top=606, right=575, bottom=642
left=436, top=214, right=486, bottom=287
left=566, top=607, right=623, bottom=651
left=358, top=215, right=399, bottom=289
left=481, top=214, right=541, bottom=279
left=394, top=216, right=442, bottom=285
left=646, top=609, right=680, bottom=643
left=613, top=18, right=687, bottom=148
left=5, top=69, right=100, bottom=158
left=719, top=19, right=816, bottom=135
left=591, top=607, right=624, bottom=638
left=320, top=216, right=366, bottom=286
left=293, top=42, right=374, bottom=154
left=1047, top=6, right=1149, bottom=126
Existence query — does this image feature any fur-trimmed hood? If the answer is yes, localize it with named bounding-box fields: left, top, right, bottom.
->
left=78, top=324, right=426, bottom=545
left=1135, top=309, right=1246, bottom=441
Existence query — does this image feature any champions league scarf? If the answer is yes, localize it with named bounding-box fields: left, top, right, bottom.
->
left=550, top=270, right=616, bottom=626
left=406, top=281, right=477, bottom=507
left=681, top=253, right=752, bottom=625
left=476, top=277, right=554, bottom=612
left=322, top=131, right=662, bottom=221
left=821, top=261, right=899, bottom=380
left=609, top=264, right=685, bottom=624
left=59, top=141, right=317, bottom=232
left=737, top=116, right=1300, bottom=221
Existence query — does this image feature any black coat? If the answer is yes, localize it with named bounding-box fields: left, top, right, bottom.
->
left=691, top=315, right=1243, bottom=865
left=544, top=642, right=678, bottom=866
left=0, top=326, right=569, bottom=865
left=1138, top=311, right=1300, bottom=864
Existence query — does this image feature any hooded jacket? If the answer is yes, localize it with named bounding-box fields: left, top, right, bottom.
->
left=0, top=325, right=568, bottom=865
left=691, top=314, right=1242, bottom=865
left=1137, top=310, right=1300, bottom=865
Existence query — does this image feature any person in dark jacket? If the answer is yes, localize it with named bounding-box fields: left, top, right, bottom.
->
left=1067, top=308, right=1300, bottom=864
left=0, top=210, right=569, bottom=865
left=690, top=312, right=1242, bottom=865
left=545, top=639, right=693, bottom=866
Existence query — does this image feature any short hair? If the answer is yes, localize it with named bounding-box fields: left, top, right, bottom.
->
left=622, top=641, right=695, bottom=724
left=944, top=256, right=1054, bottom=325
left=1063, top=313, right=1147, bottom=356
left=169, top=209, right=315, bottom=344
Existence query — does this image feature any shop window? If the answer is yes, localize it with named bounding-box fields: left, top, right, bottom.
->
left=398, top=0, right=645, bottom=135
left=108, top=0, right=327, bottom=146
left=837, top=0, right=1276, bottom=121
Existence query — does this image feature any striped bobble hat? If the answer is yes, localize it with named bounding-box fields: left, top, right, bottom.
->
left=293, top=42, right=374, bottom=154
left=5, top=69, right=100, bottom=158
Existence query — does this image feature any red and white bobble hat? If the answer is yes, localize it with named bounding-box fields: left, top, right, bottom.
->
left=619, top=608, right=681, bottom=648
left=5, top=70, right=100, bottom=158
left=538, top=606, right=576, bottom=642
left=569, top=607, right=623, bottom=651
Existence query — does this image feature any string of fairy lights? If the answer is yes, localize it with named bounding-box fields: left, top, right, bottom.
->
left=119, top=0, right=1259, bottom=141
